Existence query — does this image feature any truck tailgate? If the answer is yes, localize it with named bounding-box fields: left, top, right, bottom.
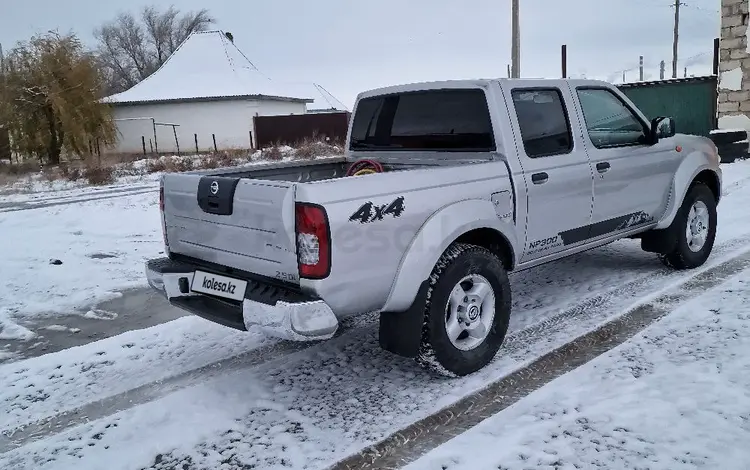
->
left=162, top=173, right=299, bottom=283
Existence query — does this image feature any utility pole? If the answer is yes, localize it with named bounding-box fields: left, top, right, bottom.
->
left=511, top=0, right=520, bottom=78
left=639, top=56, right=644, bottom=81
left=672, top=0, right=681, bottom=79
left=660, top=60, right=665, bottom=80
left=507, top=64, right=511, bottom=78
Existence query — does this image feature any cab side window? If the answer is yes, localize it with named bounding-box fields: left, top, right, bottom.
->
left=511, top=88, right=573, bottom=158
left=576, top=88, right=648, bottom=149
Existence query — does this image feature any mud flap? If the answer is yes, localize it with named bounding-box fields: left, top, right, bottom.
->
left=641, top=221, right=678, bottom=254
left=379, top=280, right=430, bottom=358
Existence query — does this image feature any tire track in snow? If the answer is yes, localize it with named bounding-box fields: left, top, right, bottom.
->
left=331, top=251, right=750, bottom=470
left=0, top=188, right=158, bottom=213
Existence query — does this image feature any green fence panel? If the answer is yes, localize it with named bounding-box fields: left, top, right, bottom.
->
left=617, top=76, right=717, bottom=137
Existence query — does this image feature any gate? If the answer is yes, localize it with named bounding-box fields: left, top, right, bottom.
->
left=617, top=76, right=717, bottom=137
left=253, top=112, right=351, bottom=148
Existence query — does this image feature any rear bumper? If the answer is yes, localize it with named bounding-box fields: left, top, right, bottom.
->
left=145, top=257, right=338, bottom=341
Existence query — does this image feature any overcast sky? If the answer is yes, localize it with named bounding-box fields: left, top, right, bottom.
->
left=0, top=0, right=720, bottom=106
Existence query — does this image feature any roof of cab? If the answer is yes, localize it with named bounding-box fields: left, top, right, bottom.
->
left=355, top=78, right=614, bottom=101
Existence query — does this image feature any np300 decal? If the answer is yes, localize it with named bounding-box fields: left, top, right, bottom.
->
left=349, top=196, right=406, bottom=224
left=527, top=211, right=655, bottom=255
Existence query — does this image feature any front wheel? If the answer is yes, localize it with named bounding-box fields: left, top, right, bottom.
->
left=416, top=243, right=511, bottom=377
left=658, top=182, right=717, bottom=270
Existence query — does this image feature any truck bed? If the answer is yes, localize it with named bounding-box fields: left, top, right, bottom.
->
left=161, top=156, right=477, bottom=286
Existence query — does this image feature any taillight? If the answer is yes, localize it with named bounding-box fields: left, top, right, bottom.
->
left=295, top=203, right=331, bottom=279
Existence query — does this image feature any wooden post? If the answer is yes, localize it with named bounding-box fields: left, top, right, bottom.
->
left=249, top=131, right=254, bottom=149
left=507, top=64, right=511, bottom=78
left=152, top=119, right=158, bottom=154
left=172, top=125, right=180, bottom=157
left=194, top=134, right=199, bottom=154
left=142, top=136, right=147, bottom=155
left=660, top=60, right=665, bottom=80
left=713, top=37, right=720, bottom=76
left=511, top=0, right=520, bottom=78
left=639, top=56, right=644, bottom=81
left=212, top=133, right=218, bottom=152
left=672, top=0, right=680, bottom=79
left=561, top=44, right=567, bottom=78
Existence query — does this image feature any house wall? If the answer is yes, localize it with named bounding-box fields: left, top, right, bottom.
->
left=718, top=0, right=750, bottom=130
left=108, top=99, right=306, bottom=154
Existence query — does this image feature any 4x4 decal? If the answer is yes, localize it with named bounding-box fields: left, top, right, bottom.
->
left=349, top=196, right=406, bottom=224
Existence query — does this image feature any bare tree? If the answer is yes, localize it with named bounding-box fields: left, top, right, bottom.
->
left=94, top=5, right=215, bottom=95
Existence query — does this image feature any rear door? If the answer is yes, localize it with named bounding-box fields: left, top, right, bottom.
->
left=162, top=173, right=300, bottom=284
left=500, top=81, right=595, bottom=262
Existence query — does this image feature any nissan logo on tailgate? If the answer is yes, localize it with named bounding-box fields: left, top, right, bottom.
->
left=210, top=181, right=219, bottom=195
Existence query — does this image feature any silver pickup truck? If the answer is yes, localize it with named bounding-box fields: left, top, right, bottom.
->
left=146, top=78, right=722, bottom=377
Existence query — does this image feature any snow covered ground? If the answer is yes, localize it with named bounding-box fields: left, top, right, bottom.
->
left=0, top=159, right=749, bottom=469
left=404, top=268, right=750, bottom=470
left=0, top=190, right=163, bottom=341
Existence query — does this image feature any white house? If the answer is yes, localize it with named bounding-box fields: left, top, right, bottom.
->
left=104, top=30, right=346, bottom=154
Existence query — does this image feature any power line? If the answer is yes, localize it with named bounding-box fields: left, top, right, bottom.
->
left=681, top=2, right=720, bottom=14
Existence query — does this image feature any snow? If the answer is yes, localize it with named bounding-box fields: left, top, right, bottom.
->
left=719, top=67, right=743, bottom=91
left=710, top=128, right=747, bottom=134
left=719, top=114, right=750, bottom=133
left=0, top=190, right=163, bottom=339
left=0, top=160, right=749, bottom=469
left=404, top=269, right=750, bottom=470
left=104, top=30, right=347, bottom=111
left=0, top=316, right=271, bottom=432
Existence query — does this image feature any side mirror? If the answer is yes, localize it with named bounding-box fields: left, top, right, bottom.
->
left=650, top=116, right=676, bottom=142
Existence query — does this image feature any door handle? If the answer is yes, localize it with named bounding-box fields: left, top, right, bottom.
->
left=531, top=172, right=548, bottom=184
left=596, top=162, right=610, bottom=173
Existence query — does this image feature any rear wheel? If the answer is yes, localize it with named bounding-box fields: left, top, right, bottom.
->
left=416, top=243, right=511, bottom=377
left=658, top=182, right=717, bottom=270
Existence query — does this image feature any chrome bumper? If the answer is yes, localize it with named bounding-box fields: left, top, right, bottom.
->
left=145, top=258, right=338, bottom=341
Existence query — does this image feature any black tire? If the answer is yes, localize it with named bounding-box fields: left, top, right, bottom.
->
left=658, top=182, right=717, bottom=270
left=416, top=243, right=511, bottom=377
left=710, top=129, right=747, bottom=146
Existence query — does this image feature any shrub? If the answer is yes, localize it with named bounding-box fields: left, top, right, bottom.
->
left=60, top=164, right=82, bottom=181
left=164, top=158, right=194, bottom=173
left=84, top=165, right=115, bottom=185
left=145, top=158, right=168, bottom=173
left=260, top=146, right=283, bottom=161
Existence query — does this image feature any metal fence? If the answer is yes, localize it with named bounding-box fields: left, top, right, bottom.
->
left=617, top=75, right=718, bottom=138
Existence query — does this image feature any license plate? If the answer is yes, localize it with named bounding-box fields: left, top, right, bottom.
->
left=191, top=271, right=247, bottom=301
